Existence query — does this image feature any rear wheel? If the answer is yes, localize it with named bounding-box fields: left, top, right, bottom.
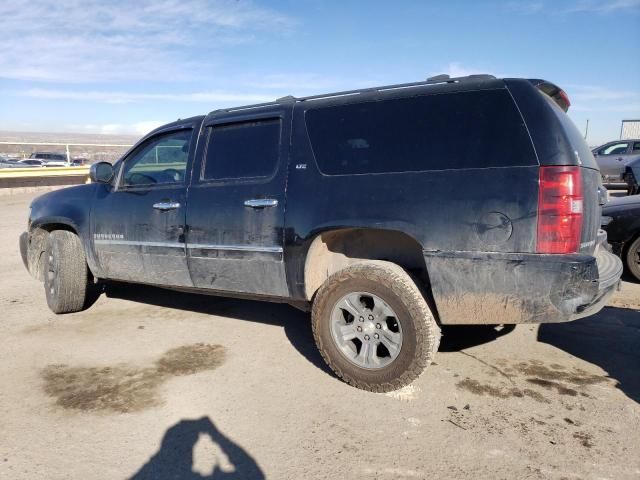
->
left=311, top=261, right=440, bottom=392
left=626, top=236, right=640, bottom=282
left=44, top=230, right=89, bottom=313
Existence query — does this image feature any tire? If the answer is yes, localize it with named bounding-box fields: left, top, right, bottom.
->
left=626, top=236, right=640, bottom=282
left=311, top=261, right=440, bottom=392
left=44, top=230, right=89, bottom=314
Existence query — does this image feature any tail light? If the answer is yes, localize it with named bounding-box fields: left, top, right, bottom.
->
left=537, top=166, right=583, bottom=254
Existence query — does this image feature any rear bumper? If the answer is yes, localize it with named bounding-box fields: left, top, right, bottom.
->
left=424, top=247, right=622, bottom=325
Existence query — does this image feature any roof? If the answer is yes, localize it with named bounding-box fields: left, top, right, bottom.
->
left=208, top=74, right=501, bottom=115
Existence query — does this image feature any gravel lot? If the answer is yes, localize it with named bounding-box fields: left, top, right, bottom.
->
left=1, top=192, right=639, bottom=480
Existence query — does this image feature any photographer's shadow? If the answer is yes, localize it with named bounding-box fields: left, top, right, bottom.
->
left=130, top=417, right=265, bottom=480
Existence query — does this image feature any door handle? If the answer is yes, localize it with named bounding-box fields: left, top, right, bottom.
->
left=153, top=201, right=181, bottom=211
left=244, top=198, right=278, bottom=208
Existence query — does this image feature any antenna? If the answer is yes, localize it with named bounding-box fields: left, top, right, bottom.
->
left=584, top=119, right=589, bottom=141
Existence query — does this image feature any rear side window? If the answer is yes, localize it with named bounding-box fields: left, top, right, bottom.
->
left=305, top=89, right=536, bottom=175
left=202, top=119, right=281, bottom=181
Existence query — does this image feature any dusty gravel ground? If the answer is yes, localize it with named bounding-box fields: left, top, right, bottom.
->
left=1, top=192, right=639, bottom=480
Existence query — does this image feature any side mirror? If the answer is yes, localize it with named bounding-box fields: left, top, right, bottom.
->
left=89, top=162, right=114, bottom=184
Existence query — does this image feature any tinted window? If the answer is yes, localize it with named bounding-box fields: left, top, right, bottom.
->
left=539, top=91, right=597, bottom=169
left=305, top=89, right=536, bottom=175
left=633, top=142, right=640, bottom=152
left=121, top=129, right=192, bottom=187
left=202, top=119, right=281, bottom=180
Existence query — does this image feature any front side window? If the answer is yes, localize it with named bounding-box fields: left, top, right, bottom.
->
left=202, top=119, right=281, bottom=181
left=599, top=142, right=629, bottom=155
left=121, top=129, right=192, bottom=187
left=632, top=142, right=640, bottom=152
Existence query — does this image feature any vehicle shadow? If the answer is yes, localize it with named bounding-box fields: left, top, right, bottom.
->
left=104, top=282, right=518, bottom=368
left=104, top=282, right=334, bottom=376
left=439, top=324, right=516, bottom=352
left=129, top=416, right=265, bottom=480
left=538, top=306, right=640, bottom=404
left=621, top=270, right=640, bottom=284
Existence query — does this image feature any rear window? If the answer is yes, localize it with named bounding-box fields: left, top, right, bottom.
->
left=305, top=89, right=536, bottom=175
left=539, top=91, right=598, bottom=170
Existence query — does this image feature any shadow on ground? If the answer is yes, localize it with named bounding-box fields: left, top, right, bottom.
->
left=105, top=282, right=519, bottom=373
left=439, top=324, right=516, bottom=352
left=538, top=306, right=640, bottom=404
left=130, top=416, right=264, bottom=479
left=104, top=282, right=333, bottom=375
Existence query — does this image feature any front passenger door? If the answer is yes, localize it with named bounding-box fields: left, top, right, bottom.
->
left=92, top=125, right=197, bottom=286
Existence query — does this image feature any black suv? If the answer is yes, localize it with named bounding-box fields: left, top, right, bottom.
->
left=20, top=75, right=622, bottom=392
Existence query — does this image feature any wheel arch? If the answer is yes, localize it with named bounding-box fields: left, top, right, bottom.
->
left=27, top=220, right=82, bottom=281
left=302, top=227, right=437, bottom=313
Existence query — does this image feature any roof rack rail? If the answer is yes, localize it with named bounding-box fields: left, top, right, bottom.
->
left=297, top=74, right=497, bottom=103
left=208, top=74, right=497, bottom=114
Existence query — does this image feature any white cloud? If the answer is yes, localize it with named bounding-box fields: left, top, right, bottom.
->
left=567, top=85, right=640, bottom=113
left=563, top=0, right=640, bottom=13
left=0, top=0, right=295, bottom=83
left=439, top=62, right=487, bottom=78
left=506, top=0, right=640, bottom=14
left=18, top=88, right=278, bottom=105
left=71, top=121, right=167, bottom=135
left=432, top=63, right=520, bottom=79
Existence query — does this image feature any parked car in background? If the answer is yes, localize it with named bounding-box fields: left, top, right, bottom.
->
left=0, top=157, right=23, bottom=168
left=70, top=158, right=88, bottom=166
left=29, top=152, right=68, bottom=167
left=602, top=196, right=640, bottom=281
left=593, top=139, right=640, bottom=190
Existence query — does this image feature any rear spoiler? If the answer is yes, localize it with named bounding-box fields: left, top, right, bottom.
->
left=528, top=79, right=571, bottom=112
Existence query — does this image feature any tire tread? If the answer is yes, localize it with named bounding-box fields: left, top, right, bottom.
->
left=45, top=230, right=88, bottom=314
left=311, top=260, right=440, bottom=392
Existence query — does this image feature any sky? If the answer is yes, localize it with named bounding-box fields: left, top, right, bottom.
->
left=0, top=0, right=638, bottom=145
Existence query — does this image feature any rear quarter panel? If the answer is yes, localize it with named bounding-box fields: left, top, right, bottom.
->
left=284, top=93, right=540, bottom=301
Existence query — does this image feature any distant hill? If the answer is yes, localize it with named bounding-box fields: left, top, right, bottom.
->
left=0, top=130, right=141, bottom=163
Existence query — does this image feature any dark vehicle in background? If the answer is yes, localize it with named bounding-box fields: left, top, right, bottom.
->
left=623, top=160, right=640, bottom=196
left=19, top=74, right=622, bottom=392
left=29, top=152, right=68, bottom=167
left=602, top=196, right=640, bottom=281
left=593, top=139, right=640, bottom=192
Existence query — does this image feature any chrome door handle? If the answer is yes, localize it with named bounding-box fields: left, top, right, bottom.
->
left=244, top=198, right=278, bottom=208
left=153, top=201, right=181, bottom=211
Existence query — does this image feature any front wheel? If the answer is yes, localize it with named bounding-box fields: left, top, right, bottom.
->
left=311, top=261, right=440, bottom=392
left=44, top=230, right=89, bottom=314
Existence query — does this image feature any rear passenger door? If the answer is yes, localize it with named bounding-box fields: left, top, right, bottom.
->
left=185, top=107, right=291, bottom=296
